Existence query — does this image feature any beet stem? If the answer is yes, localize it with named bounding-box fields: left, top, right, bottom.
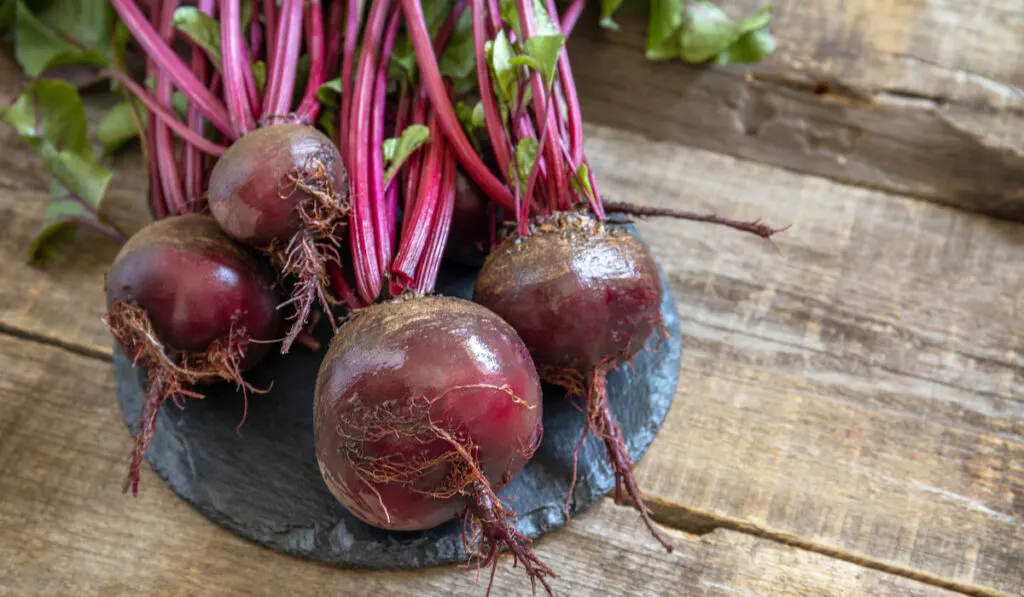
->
left=103, top=70, right=228, bottom=157
left=559, top=0, right=586, bottom=36
left=338, top=0, right=365, bottom=163
left=401, top=0, right=515, bottom=211
left=262, top=0, right=278, bottom=61
left=295, top=0, right=326, bottom=122
left=369, top=7, right=402, bottom=274
left=263, top=0, right=304, bottom=118
left=222, top=0, right=257, bottom=136
left=471, top=0, right=513, bottom=186
left=110, top=0, right=234, bottom=137
left=154, top=0, right=187, bottom=215
left=413, top=143, right=457, bottom=294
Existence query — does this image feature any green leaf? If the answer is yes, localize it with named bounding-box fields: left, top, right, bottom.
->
left=46, top=148, right=114, bottom=209
left=570, top=163, right=594, bottom=202
left=471, top=102, right=486, bottom=129
left=316, top=77, right=342, bottom=107
left=713, top=25, right=776, bottom=65
left=14, top=0, right=108, bottom=76
left=0, top=0, right=16, bottom=34
left=645, top=0, right=685, bottom=60
left=97, top=100, right=144, bottom=158
left=438, top=10, right=475, bottom=86
left=4, top=79, right=92, bottom=159
left=36, top=0, right=115, bottom=55
left=530, top=0, right=560, bottom=36
left=489, top=29, right=519, bottom=104
left=599, top=0, right=626, bottom=30
left=514, top=34, right=564, bottom=86
left=678, top=1, right=741, bottom=63
left=26, top=199, right=82, bottom=266
left=383, top=124, right=430, bottom=184
left=513, top=137, right=539, bottom=191
left=318, top=109, right=338, bottom=145
left=456, top=101, right=475, bottom=134
left=173, top=6, right=222, bottom=70
left=252, top=61, right=267, bottom=94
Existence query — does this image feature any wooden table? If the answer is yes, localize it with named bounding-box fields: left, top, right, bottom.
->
left=1, top=2, right=1021, bottom=596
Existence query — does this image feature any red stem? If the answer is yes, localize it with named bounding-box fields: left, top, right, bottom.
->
left=400, top=89, right=428, bottom=242
left=185, top=0, right=214, bottom=209
left=560, top=0, right=585, bottom=36
left=262, top=0, right=277, bottom=60
left=339, top=0, right=364, bottom=164
left=391, top=108, right=443, bottom=287
left=110, top=0, right=234, bottom=138
left=400, top=0, right=515, bottom=211
left=471, top=0, right=513, bottom=185
left=250, top=0, right=263, bottom=61
left=413, top=144, right=457, bottom=294
left=547, top=0, right=582, bottom=166
left=222, top=0, right=257, bottom=136
left=370, top=7, right=401, bottom=274
left=324, top=0, right=344, bottom=78
left=295, top=0, right=326, bottom=122
left=263, top=0, right=303, bottom=118
left=103, top=71, right=228, bottom=157
left=347, top=0, right=390, bottom=304
left=155, top=0, right=186, bottom=215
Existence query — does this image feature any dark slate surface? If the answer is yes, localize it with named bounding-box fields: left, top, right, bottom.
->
left=114, top=226, right=683, bottom=570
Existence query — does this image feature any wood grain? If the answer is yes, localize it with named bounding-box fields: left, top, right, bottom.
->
left=581, top=124, right=1024, bottom=595
left=2, top=111, right=1023, bottom=592
left=0, top=334, right=967, bottom=597
left=567, top=1, right=1024, bottom=219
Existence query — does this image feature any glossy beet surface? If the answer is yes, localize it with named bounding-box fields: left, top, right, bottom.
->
left=474, top=211, right=663, bottom=375
left=208, top=124, right=346, bottom=246
left=313, top=295, right=543, bottom=531
left=104, top=214, right=281, bottom=365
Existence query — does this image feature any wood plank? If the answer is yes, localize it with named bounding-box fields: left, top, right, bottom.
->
left=579, top=124, right=1024, bottom=595
left=0, top=335, right=967, bottom=597
left=567, top=1, right=1024, bottom=219
left=1, top=109, right=1021, bottom=592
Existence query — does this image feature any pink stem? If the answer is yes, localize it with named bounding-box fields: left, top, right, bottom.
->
left=401, top=90, right=428, bottom=242
left=222, top=0, right=256, bottom=135
left=263, top=0, right=303, bottom=117
left=370, top=7, right=402, bottom=273
left=109, top=0, right=234, bottom=138
left=560, top=0, right=586, bottom=36
left=155, top=0, right=186, bottom=215
left=547, top=0, right=583, bottom=165
left=414, top=145, right=457, bottom=294
left=103, top=71, right=228, bottom=157
left=295, top=0, right=326, bottom=122
left=391, top=108, right=443, bottom=286
left=250, top=0, right=263, bottom=60
left=347, top=0, right=390, bottom=304
left=339, top=0, right=364, bottom=164
left=185, top=0, right=215, bottom=209
left=262, top=0, right=277, bottom=66
left=324, top=0, right=344, bottom=78
left=400, top=0, right=515, bottom=211
left=472, top=0, right=513, bottom=184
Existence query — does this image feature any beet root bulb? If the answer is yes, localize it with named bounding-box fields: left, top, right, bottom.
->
left=313, top=295, right=555, bottom=594
left=208, top=123, right=350, bottom=353
left=104, top=214, right=281, bottom=495
left=473, top=210, right=673, bottom=552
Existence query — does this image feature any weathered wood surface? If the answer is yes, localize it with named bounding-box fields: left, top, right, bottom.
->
left=2, top=114, right=1022, bottom=594
left=568, top=0, right=1024, bottom=220
left=0, top=336, right=968, bottom=597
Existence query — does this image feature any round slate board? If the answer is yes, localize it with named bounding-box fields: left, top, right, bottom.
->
left=114, top=228, right=683, bottom=570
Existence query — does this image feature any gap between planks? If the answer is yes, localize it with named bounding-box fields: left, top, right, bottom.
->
left=0, top=325, right=1011, bottom=597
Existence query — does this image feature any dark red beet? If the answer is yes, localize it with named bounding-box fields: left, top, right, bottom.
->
left=207, top=123, right=349, bottom=353
left=313, top=295, right=555, bottom=593
left=104, top=213, right=281, bottom=495
left=473, top=210, right=673, bottom=551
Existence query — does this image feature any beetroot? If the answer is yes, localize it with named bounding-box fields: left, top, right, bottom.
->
left=474, top=210, right=671, bottom=549
left=105, top=213, right=281, bottom=495
left=314, top=295, right=554, bottom=593
left=206, top=122, right=349, bottom=353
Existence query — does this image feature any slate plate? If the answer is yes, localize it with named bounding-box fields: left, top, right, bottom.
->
left=114, top=227, right=683, bottom=570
